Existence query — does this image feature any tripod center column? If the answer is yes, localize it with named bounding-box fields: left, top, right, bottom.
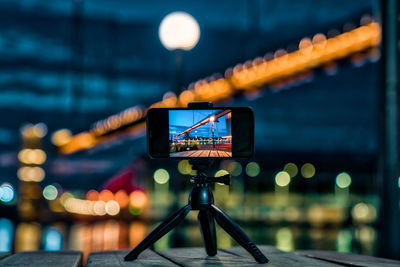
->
left=188, top=185, right=214, bottom=210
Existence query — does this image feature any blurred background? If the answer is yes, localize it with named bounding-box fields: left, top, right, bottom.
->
left=0, top=0, right=399, bottom=263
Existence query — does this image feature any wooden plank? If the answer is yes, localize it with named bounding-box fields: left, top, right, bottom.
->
left=190, top=151, right=203, bottom=157
left=200, top=150, right=210, bottom=157
left=158, top=246, right=340, bottom=266
left=184, top=151, right=194, bottom=157
left=158, top=247, right=254, bottom=266
left=186, top=150, right=198, bottom=157
left=0, top=251, right=82, bottom=267
left=170, top=150, right=197, bottom=157
left=226, top=246, right=340, bottom=267
left=170, top=150, right=231, bottom=158
left=221, top=151, right=230, bottom=157
left=86, top=249, right=177, bottom=267
left=217, top=150, right=230, bottom=157
left=210, top=151, right=218, bottom=157
left=296, top=250, right=400, bottom=267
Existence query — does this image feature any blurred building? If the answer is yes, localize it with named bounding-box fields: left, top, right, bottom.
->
left=0, top=0, right=399, bottom=263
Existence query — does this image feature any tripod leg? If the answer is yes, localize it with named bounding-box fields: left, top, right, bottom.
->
left=124, top=204, right=191, bottom=261
left=198, top=210, right=217, bottom=256
left=210, top=204, right=268, bottom=263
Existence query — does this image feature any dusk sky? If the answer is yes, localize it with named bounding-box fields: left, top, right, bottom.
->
left=169, top=110, right=228, bottom=139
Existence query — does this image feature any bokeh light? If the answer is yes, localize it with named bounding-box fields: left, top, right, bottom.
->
left=86, top=190, right=99, bottom=201
left=60, top=192, right=73, bottom=206
left=246, top=162, right=260, bottom=177
left=153, top=168, right=170, bottom=184
left=215, top=169, right=229, bottom=177
left=114, top=190, right=129, bottom=208
left=336, top=172, right=352, bottom=189
left=129, top=206, right=143, bottom=216
left=130, top=190, right=147, bottom=209
left=177, top=160, right=195, bottom=175
left=284, top=207, right=300, bottom=222
left=356, top=226, right=376, bottom=244
left=33, top=123, right=47, bottom=138
left=51, top=129, right=72, bottom=147
left=99, top=189, right=114, bottom=202
left=44, top=228, right=62, bottom=251
left=283, top=163, right=298, bottom=178
left=0, top=183, right=15, bottom=203
left=352, top=203, right=377, bottom=223
left=17, top=166, right=45, bottom=182
left=299, top=37, right=313, bottom=53
left=64, top=197, right=95, bottom=216
left=43, top=185, right=58, bottom=201
left=301, top=163, right=315, bottom=178
left=276, top=227, right=294, bottom=252
left=275, top=171, right=291, bottom=187
left=15, top=222, right=40, bottom=251
left=18, top=149, right=46, bottom=165
left=312, top=33, right=327, bottom=49
left=0, top=218, right=13, bottom=251
left=93, top=201, right=107, bottom=216
left=20, top=123, right=47, bottom=138
left=159, top=11, right=200, bottom=51
left=225, top=161, right=242, bottom=176
left=105, top=200, right=120, bottom=216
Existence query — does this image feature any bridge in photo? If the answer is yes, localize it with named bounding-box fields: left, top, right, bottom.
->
left=171, top=110, right=232, bottom=157
left=173, top=109, right=231, bottom=139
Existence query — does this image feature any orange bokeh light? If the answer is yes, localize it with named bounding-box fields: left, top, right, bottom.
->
left=86, top=190, right=99, bottom=201
left=99, top=189, right=114, bottom=202
left=115, top=190, right=129, bottom=208
left=129, top=190, right=147, bottom=209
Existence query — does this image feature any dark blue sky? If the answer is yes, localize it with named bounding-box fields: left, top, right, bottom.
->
left=169, top=110, right=228, bottom=139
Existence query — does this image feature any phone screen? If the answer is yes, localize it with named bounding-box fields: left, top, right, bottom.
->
left=169, top=109, right=232, bottom=157
left=147, top=107, right=253, bottom=158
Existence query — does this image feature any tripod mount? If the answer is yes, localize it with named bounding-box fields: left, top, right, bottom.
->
left=124, top=159, right=268, bottom=263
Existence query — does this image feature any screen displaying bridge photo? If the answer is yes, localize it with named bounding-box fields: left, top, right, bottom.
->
left=169, top=109, right=232, bottom=157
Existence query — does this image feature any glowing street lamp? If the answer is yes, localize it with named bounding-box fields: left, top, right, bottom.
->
left=209, top=116, right=215, bottom=147
left=159, top=12, right=200, bottom=92
left=159, top=12, right=200, bottom=51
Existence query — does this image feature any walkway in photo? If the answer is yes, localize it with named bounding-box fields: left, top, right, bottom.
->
left=170, top=150, right=232, bottom=157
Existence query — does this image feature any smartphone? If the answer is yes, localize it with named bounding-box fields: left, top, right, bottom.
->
left=147, top=107, right=254, bottom=158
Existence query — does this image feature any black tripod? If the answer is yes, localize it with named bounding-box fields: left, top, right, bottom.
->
left=124, top=161, right=268, bottom=263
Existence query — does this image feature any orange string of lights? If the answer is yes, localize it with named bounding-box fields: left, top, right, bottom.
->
left=59, top=22, right=381, bottom=154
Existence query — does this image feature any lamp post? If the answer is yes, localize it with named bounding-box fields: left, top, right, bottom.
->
left=210, top=116, right=215, bottom=148
left=158, top=12, right=200, bottom=93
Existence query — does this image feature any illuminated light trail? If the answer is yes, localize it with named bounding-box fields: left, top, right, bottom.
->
left=228, top=22, right=380, bottom=90
left=58, top=21, right=381, bottom=154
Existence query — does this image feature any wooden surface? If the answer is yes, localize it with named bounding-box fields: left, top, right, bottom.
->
left=86, top=246, right=400, bottom=266
left=2, top=247, right=400, bottom=267
left=296, top=250, right=400, bottom=267
left=86, top=249, right=176, bottom=267
left=0, top=251, right=82, bottom=267
left=157, top=246, right=331, bottom=266
left=170, top=150, right=232, bottom=157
